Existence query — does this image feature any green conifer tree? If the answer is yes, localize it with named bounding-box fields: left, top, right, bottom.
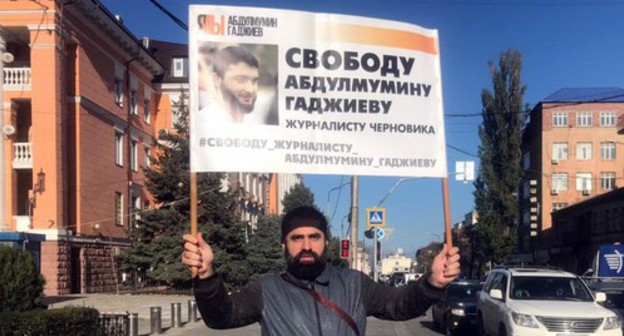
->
left=472, top=50, right=530, bottom=266
left=121, top=91, right=249, bottom=289
left=0, top=245, right=46, bottom=312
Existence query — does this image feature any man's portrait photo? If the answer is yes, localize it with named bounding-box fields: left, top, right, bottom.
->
left=197, top=43, right=278, bottom=126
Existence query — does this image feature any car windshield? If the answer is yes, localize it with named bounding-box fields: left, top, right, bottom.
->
left=510, top=276, right=593, bottom=301
left=447, top=284, right=481, bottom=301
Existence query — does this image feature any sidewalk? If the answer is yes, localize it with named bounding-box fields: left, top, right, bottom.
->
left=44, top=293, right=263, bottom=336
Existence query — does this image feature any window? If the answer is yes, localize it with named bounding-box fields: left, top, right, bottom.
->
left=576, top=112, right=592, bottom=127
left=143, top=99, right=151, bottom=123
left=114, top=80, right=123, bottom=106
left=115, top=131, right=123, bottom=166
left=601, top=172, right=616, bottom=190
left=552, top=203, right=568, bottom=212
left=115, top=192, right=124, bottom=226
left=552, top=143, right=568, bottom=161
left=553, top=112, right=568, bottom=127
left=131, top=140, right=138, bottom=172
left=576, top=142, right=592, bottom=160
left=601, top=142, right=616, bottom=160
left=522, top=152, right=530, bottom=169
left=143, top=145, right=151, bottom=168
left=172, top=57, right=189, bottom=77
left=576, top=172, right=592, bottom=191
left=552, top=173, right=568, bottom=191
left=130, top=90, right=138, bottom=115
left=600, top=112, right=616, bottom=126
left=132, top=196, right=141, bottom=224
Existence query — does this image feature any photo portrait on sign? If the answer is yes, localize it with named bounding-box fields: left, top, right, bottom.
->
left=196, top=42, right=279, bottom=126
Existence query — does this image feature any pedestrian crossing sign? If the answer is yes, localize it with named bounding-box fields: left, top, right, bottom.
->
left=366, top=207, right=386, bottom=229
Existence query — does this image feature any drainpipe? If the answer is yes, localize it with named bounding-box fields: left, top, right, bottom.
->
left=0, top=27, right=7, bottom=231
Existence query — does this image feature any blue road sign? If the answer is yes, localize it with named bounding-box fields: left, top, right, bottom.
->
left=366, top=207, right=386, bottom=228
left=376, top=228, right=385, bottom=240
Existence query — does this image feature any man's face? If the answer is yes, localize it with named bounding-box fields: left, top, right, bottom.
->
left=283, top=226, right=328, bottom=280
left=217, top=62, right=259, bottom=114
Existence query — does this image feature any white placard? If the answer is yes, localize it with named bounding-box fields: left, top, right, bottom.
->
left=189, top=5, right=447, bottom=177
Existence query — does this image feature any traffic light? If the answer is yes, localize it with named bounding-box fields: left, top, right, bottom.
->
left=340, top=239, right=350, bottom=259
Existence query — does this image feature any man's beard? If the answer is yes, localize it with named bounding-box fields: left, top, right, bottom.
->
left=285, top=249, right=328, bottom=281
left=222, top=84, right=256, bottom=114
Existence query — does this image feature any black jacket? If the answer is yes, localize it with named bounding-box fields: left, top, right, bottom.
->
left=195, top=265, right=444, bottom=335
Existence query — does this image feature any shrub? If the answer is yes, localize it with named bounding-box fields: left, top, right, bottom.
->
left=0, top=245, right=46, bottom=312
left=0, top=306, right=104, bottom=336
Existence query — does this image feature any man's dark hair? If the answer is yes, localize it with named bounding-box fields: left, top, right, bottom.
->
left=213, top=45, right=259, bottom=78
left=281, top=206, right=328, bottom=242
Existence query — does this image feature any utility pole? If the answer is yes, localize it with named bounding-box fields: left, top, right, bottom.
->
left=349, top=175, right=358, bottom=269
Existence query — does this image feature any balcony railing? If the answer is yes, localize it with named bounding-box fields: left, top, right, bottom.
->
left=3, top=67, right=31, bottom=90
left=13, top=142, right=32, bottom=169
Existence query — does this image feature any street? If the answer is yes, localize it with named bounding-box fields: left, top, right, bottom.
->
left=166, top=312, right=478, bottom=336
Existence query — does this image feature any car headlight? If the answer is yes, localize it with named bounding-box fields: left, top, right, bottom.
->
left=603, top=316, right=621, bottom=330
left=511, top=312, right=539, bottom=328
left=451, top=309, right=465, bottom=316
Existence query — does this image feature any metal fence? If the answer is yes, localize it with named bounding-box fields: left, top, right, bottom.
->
left=99, top=313, right=130, bottom=336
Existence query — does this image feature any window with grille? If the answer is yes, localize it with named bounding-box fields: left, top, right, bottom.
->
left=553, top=112, right=568, bottom=127
left=131, top=140, right=138, bottom=172
left=115, top=132, right=123, bottom=166
left=172, top=57, right=189, bottom=77
left=601, top=172, right=616, bottom=190
left=130, top=91, right=138, bottom=115
left=601, top=142, right=616, bottom=160
left=576, top=112, right=592, bottom=127
left=552, top=143, right=568, bottom=161
left=600, top=112, right=616, bottom=126
left=114, top=80, right=123, bottom=106
left=144, top=145, right=151, bottom=167
left=115, top=192, right=123, bottom=226
left=576, top=172, right=592, bottom=191
left=143, top=99, right=151, bottom=123
left=552, top=173, right=568, bottom=191
left=576, top=142, right=592, bottom=160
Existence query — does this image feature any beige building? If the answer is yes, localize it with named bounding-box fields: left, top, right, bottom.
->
left=519, top=88, right=624, bottom=261
left=379, top=248, right=413, bottom=277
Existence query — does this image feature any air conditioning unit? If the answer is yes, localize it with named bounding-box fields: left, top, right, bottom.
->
left=550, top=189, right=558, bottom=195
left=582, top=189, right=590, bottom=196
left=551, top=159, right=559, bottom=165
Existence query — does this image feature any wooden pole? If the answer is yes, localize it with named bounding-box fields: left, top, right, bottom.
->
left=442, top=177, right=453, bottom=248
left=190, top=172, right=198, bottom=278
left=349, top=175, right=359, bottom=269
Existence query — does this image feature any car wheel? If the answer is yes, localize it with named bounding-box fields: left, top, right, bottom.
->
left=477, top=315, right=486, bottom=336
left=498, top=324, right=507, bottom=336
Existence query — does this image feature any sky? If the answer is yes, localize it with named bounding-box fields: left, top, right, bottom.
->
left=101, top=0, right=624, bottom=256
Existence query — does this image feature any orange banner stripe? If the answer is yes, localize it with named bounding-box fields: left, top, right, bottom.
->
left=319, top=23, right=439, bottom=55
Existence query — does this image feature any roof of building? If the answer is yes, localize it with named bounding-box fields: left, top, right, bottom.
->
left=543, top=88, right=624, bottom=103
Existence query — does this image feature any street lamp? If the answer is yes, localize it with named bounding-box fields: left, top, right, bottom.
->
left=325, top=180, right=351, bottom=221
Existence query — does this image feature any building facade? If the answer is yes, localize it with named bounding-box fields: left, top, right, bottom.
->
left=1, top=0, right=167, bottom=295
left=547, top=188, right=624, bottom=275
left=379, top=248, right=413, bottom=277
left=267, top=173, right=302, bottom=215
left=518, top=88, right=624, bottom=263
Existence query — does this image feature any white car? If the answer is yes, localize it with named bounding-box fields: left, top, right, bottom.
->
left=477, top=266, right=622, bottom=336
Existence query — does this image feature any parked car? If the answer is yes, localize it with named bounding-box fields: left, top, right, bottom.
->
left=477, top=266, right=622, bottom=336
left=587, top=278, right=624, bottom=329
left=432, top=280, right=482, bottom=335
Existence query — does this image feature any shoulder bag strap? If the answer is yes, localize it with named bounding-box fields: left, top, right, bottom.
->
left=281, top=273, right=361, bottom=336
